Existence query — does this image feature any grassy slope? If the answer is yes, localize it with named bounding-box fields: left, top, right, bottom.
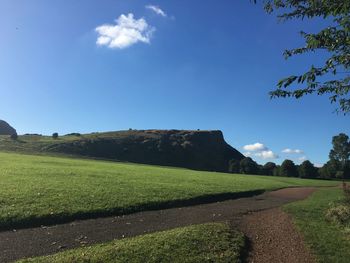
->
left=0, top=134, right=79, bottom=153
left=0, top=131, right=174, bottom=154
left=18, top=223, right=245, bottom=263
left=0, top=151, right=338, bottom=229
left=0, top=133, right=138, bottom=157
left=284, top=188, right=350, bottom=262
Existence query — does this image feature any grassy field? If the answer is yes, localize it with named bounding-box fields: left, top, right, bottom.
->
left=0, top=151, right=338, bottom=229
left=284, top=188, right=350, bottom=262
left=18, top=223, right=245, bottom=263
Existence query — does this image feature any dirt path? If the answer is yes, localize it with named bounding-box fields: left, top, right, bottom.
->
left=0, top=187, right=315, bottom=263
left=240, top=208, right=315, bottom=263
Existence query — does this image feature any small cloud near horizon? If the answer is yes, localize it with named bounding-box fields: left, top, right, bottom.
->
left=146, top=5, right=167, bottom=17
left=95, top=13, right=155, bottom=49
left=298, top=156, right=308, bottom=162
left=282, top=148, right=304, bottom=154
left=255, top=150, right=279, bottom=159
left=243, top=143, right=279, bottom=160
left=243, top=143, right=267, bottom=152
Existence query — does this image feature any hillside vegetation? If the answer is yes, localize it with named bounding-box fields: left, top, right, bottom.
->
left=0, top=151, right=338, bottom=230
left=0, top=120, right=16, bottom=135
left=0, top=130, right=244, bottom=172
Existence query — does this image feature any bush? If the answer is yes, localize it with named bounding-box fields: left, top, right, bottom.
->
left=239, top=157, right=259, bottom=175
left=52, top=133, right=59, bottom=139
left=10, top=133, right=18, bottom=140
left=65, top=133, right=81, bottom=137
left=326, top=205, right=350, bottom=225
left=228, top=159, right=240, bottom=173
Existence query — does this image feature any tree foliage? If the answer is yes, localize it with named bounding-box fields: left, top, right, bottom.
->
left=329, top=133, right=350, bottom=164
left=262, top=162, right=277, bottom=175
left=327, top=133, right=350, bottom=179
left=280, top=159, right=298, bottom=177
left=239, top=157, right=260, bottom=174
left=228, top=159, right=241, bottom=173
left=298, top=160, right=318, bottom=178
left=257, top=0, right=350, bottom=114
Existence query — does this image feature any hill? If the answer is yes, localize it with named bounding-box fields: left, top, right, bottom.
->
left=0, top=129, right=244, bottom=172
left=0, top=120, right=16, bottom=135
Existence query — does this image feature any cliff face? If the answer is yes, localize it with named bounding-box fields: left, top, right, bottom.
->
left=0, top=120, right=16, bottom=135
left=47, top=130, right=244, bottom=172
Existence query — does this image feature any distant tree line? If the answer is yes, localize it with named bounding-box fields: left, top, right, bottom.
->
left=229, top=133, right=350, bottom=180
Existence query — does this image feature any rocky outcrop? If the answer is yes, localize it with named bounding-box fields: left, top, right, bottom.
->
left=46, top=130, right=244, bottom=172
left=0, top=120, right=16, bottom=135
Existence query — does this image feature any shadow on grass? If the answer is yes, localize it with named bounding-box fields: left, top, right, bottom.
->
left=0, top=189, right=265, bottom=232
left=240, top=234, right=252, bottom=263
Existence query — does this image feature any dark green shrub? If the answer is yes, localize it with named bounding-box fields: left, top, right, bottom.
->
left=65, top=133, right=81, bottom=137
left=52, top=133, right=59, bottom=139
left=228, top=159, right=240, bottom=173
left=10, top=133, right=18, bottom=140
left=239, top=157, right=259, bottom=175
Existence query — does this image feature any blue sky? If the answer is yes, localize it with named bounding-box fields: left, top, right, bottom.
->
left=0, top=0, right=348, bottom=165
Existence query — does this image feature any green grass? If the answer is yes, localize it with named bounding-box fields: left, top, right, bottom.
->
left=284, top=188, right=350, bottom=262
left=18, top=223, right=245, bottom=263
left=0, top=134, right=76, bottom=153
left=0, top=151, right=338, bottom=229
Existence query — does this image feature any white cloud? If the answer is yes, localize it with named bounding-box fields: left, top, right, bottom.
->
left=243, top=142, right=279, bottom=160
left=146, top=5, right=167, bottom=17
left=244, top=152, right=252, bottom=157
left=282, top=148, right=304, bottom=154
left=298, top=156, right=308, bottom=162
left=243, top=143, right=267, bottom=152
left=95, top=13, right=155, bottom=49
left=315, top=163, right=323, bottom=168
left=255, top=150, right=279, bottom=160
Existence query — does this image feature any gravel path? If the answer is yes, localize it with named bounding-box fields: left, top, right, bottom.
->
left=240, top=208, right=315, bottom=263
left=0, top=187, right=315, bottom=263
